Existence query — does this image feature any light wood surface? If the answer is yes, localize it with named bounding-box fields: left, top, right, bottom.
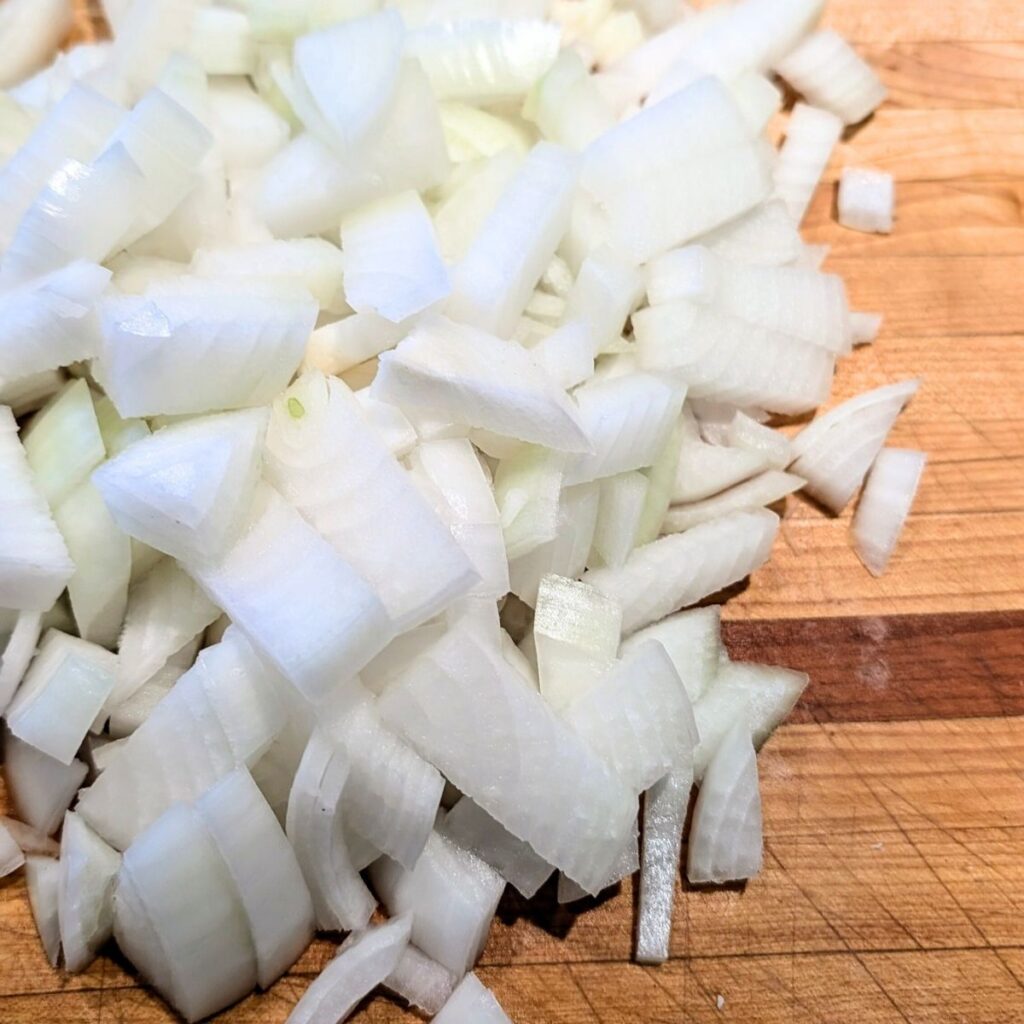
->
left=3, top=1, right=1024, bottom=1021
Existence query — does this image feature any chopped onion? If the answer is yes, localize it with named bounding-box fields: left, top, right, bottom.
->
left=434, top=972, right=514, bottom=1023
left=384, top=943, right=458, bottom=1015
left=0, top=819, right=26, bottom=878
left=3, top=730, right=87, bottom=835
left=697, top=198, right=804, bottom=267
left=838, top=167, right=895, bottom=235
left=852, top=448, right=927, bottom=577
left=0, top=814, right=59, bottom=856
left=850, top=311, right=883, bottom=346
left=727, top=411, right=793, bottom=469
left=672, top=407, right=770, bottom=504
left=774, top=102, right=843, bottom=225
left=591, top=471, right=649, bottom=568
left=664, top=470, right=806, bottom=533
left=25, top=854, right=62, bottom=967
left=524, top=49, right=615, bottom=151
left=0, top=611, right=42, bottom=713
left=493, top=444, right=564, bottom=560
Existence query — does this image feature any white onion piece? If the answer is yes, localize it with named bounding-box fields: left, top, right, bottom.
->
left=534, top=574, right=621, bottom=710
left=565, top=373, right=686, bottom=486
left=583, top=508, right=779, bottom=635
left=97, top=284, right=315, bottom=418
left=557, top=816, right=639, bottom=902
left=438, top=100, right=533, bottom=163
left=728, top=411, right=793, bottom=470
left=304, top=312, right=409, bottom=377
left=528, top=320, right=595, bottom=390
left=266, top=372, right=477, bottom=632
left=634, top=417, right=684, bottom=546
left=776, top=29, right=887, bottom=126
left=524, top=49, right=615, bottom=151
left=287, top=916, right=412, bottom=1024
left=355, top=392, right=418, bottom=457
left=634, top=301, right=835, bottom=415
left=380, top=620, right=635, bottom=892
left=697, top=198, right=804, bottom=267
left=385, top=944, right=458, bottom=1015
left=647, top=245, right=851, bottom=354
left=0, top=370, right=66, bottom=419
left=0, top=814, right=59, bottom=856
left=409, top=17, right=560, bottom=102
left=0, top=262, right=110, bottom=384
left=563, top=249, right=644, bottom=355
left=335, top=702, right=444, bottom=869
left=342, top=190, right=451, bottom=323
left=112, top=558, right=220, bottom=707
left=286, top=729, right=377, bottom=932
left=850, top=311, right=883, bottom=346
left=25, top=854, right=62, bottom=967
left=693, top=660, right=808, bottom=777
left=448, top=142, right=579, bottom=338
left=672, top=408, right=770, bottom=504
left=76, top=628, right=287, bottom=850
left=374, top=315, right=590, bottom=452
left=565, top=640, right=695, bottom=794
left=687, top=721, right=763, bottom=884
left=207, top=78, right=290, bottom=172
left=789, top=379, right=920, bottom=513
left=93, top=408, right=267, bottom=564
left=852, top=448, right=926, bottom=577
left=0, top=407, right=74, bottom=612
left=0, top=820, right=26, bottom=878
left=259, top=60, right=450, bottom=238
left=22, top=377, right=105, bottom=513
left=92, top=395, right=148, bottom=462
left=441, top=798, right=554, bottom=898
left=189, top=484, right=392, bottom=703
left=6, top=630, right=116, bottom=765
left=434, top=972, right=513, bottom=1023
left=0, top=0, right=73, bottom=88
left=3, top=730, right=87, bottom=835
left=361, top=620, right=450, bottom=697
left=493, top=445, right=564, bottom=561
left=57, top=811, right=120, bottom=973
left=408, top=438, right=509, bottom=601
left=590, top=471, right=648, bottom=568
left=193, top=239, right=346, bottom=313
left=0, top=612, right=42, bottom=714
left=838, top=167, right=895, bottom=235
left=293, top=10, right=405, bottom=150
left=369, top=830, right=505, bottom=975
left=115, top=802, right=259, bottom=1023
left=666, top=470, right=806, bottom=533
left=774, top=102, right=843, bottom=225
left=107, top=668, right=177, bottom=739
left=729, top=69, right=783, bottom=132
left=196, top=767, right=315, bottom=988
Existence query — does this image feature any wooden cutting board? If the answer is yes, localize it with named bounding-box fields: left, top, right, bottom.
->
left=3, top=1, right=1024, bottom=1021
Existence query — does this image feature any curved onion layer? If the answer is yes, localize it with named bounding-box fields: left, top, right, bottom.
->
left=25, top=854, right=62, bottom=967
left=0, top=612, right=41, bottom=713
left=664, top=469, right=806, bottom=533
left=384, top=943, right=458, bottom=1015
left=671, top=407, right=769, bottom=504
left=287, top=916, right=412, bottom=1024
left=3, top=730, right=87, bottom=836
left=789, top=379, right=919, bottom=513
left=852, top=448, right=926, bottom=577
left=434, top=972, right=513, bottom=1023
left=774, top=102, right=843, bottom=225
left=697, top=198, right=804, bottom=267
left=687, top=722, right=763, bottom=885
left=775, top=29, right=887, bottom=126
left=584, top=509, right=779, bottom=635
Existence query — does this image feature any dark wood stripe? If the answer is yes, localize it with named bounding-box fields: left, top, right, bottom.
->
left=721, top=611, right=1024, bottom=724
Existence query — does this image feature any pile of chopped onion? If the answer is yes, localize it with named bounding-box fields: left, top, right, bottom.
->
left=0, top=0, right=924, bottom=1019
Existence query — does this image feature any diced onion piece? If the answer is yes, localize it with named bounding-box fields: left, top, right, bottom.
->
left=621, top=605, right=723, bottom=704
left=25, top=854, right=62, bottom=967
left=438, top=102, right=533, bottom=162
left=196, top=768, right=315, bottom=989
left=0, top=0, right=74, bottom=88
left=591, top=471, right=649, bottom=568
left=634, top=418, right=685, bottom=546
left=441, top=798, right=553, bottom=898
left=775, top=29, right=887, bottom=126
left=493, top=445, right=565, bottom=560
left=850, top=311, right=883, bottom=346
left=434, top=972, right=514, bottom=1023
left=207, top=78, right=290, bottom=172
left=287, top=917, right=412, bottom=1024
left=697, top=199, right=804, bottom=267
left=3, top=730, right=87, bottom=835
left=693, top=660, right=808, bottom=777
left=266, top=372, right=477, bottom=631
left=0, top=370, right=66, bottom=419
left=107, top=670, right=177, bottom=739
left=838, top=166, right=895, bottom=235
left=408, top=18, right=560, bottom=102
left=6, top=630, right=116, bottom=765
left=528, top=321, right=595, bottom=390
left=687, top=721, right=763, bottom=884
left=111, top=558, right=220, bottom=708
left=774, top=102, right=843, bottom=225
left=0, top=819, right=26, bottom=877
left=565, top=640, right=696, bottom=794
left=115, top=802, right=259, bottom=1023
left=0, top=406, right=74, bottom=612
left=93, top=408, right=267, bottom=564
left=0, top=612, right=42, bottom=714
left=355, top=393, right=418, bottom=457
left=524, top=49, right=615, bottom=151
left=57, top=811, right=120, bottom=973
left=534, top=574, right=622, bottom=710
left=293, top=10, right=405, bottom=149
left=385, top=944, right=458, bottom=1015
left=664, top=470, right=806, bottom=533
left=584, top=508, right=779, bottom=634
left=727, top=411, right=793, bottom=470
left=304, top=312, right=409, bottom=377
left=259, top=60, right=450, bottom=238
left=563, top=249, right=644, bottom=356
left=0, top=814, right=59, bottom=856
left=672, top=407, right=769, bottom=504
left=374, top=315, right=590, bottom=452
left=189, top=7, right=258, bottom=76
left=97, top=283, right=315, bottom=418
left=369, top=830, right=505, bottom=976
left=789, top=379, right=919, bottom=513
left=634, top=301, right=835, bottom=415
left=448, top=142, right=580, bottom=338
left=76, top=629, right=287, bottom=850
left=852, top=448, right=926, bottom=577
left=342, top=190, right=451, bottom=323
left=379, top=620, right=636, bottom=893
